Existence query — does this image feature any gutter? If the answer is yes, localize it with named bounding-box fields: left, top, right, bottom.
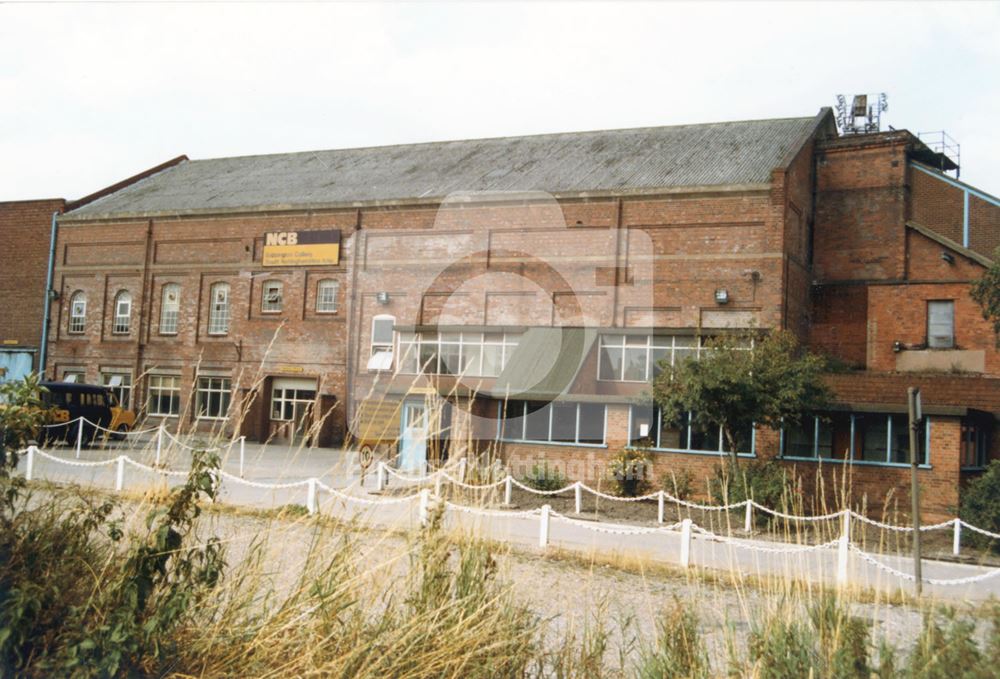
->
left=39, top=211, right=58, bottom=378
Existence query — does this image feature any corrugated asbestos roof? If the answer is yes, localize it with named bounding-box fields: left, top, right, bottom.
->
left=65, top=113, right=824, bottom=219
left=492, top=328, right=597, bottom=400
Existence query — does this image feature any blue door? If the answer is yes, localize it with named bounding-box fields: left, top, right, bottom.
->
left=0, top=350, right=34, bottom=385
left=399, top=402, right=428, bottom=472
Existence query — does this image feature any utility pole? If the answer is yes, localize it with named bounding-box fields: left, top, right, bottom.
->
left=908, top=387, right=923, bottom=596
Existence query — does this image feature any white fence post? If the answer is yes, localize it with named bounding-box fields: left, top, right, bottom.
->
left=680, top=518, right=692, bottom=568
left=418, top=488, right=430, bottom=526
left=155, top=424, right=164, bottom=466
left=574, top=482, right=583, bottom=514
left=953, top=519, right=962, bottom=557
left=434, top=474, right=442, bottom=497
left=376, top=462, right=386, bottom=492
left=539, top=504, right=551, bottom=548
left=458, top=457, right=468, bottom=483
left=744, top=502, right=753, bottom=533
left=239, top=436, right=246, bottom=478
left=76, top=418, right=84, bottom=458
left=504, top=475, right=512, bottom=505
left=837, top=511, right=850, bottom=586
left=657, top=491, right=665, bottom=524
left=25, top=446, right=35, bottom=481
left=306, top=478, right=317, bottom=515
left=115, top=455, right=125, bottom=492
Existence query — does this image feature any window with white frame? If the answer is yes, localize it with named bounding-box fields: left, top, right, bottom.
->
left=208, top=283, right=230, bottom=335
left=112, top=291, right=132, bottom=334
left=270, top=384, right=316, bottom=421
left=397, top=331, right=521, bottom=377
left=68, top=291, right=86, bottom=334
left=159, top=283, right=180, bottom=334
left=196, top=377, right=231, bottom=419
left=927, top=300, right=955, bottom=349
left=316, top=279, right=339, bottom=313
left=261, top=281, right=283, bottom=313
left=499, top=400, right=606, bottom=445
left=367, top=315, right=395, bottom=371
left=629, top=405, right=755, bottom=455
left=62, top=370, right=85, bottom=383
left=147, top=375, right=181, bottom=416
left=101, top=372, right=133, bottom=409
left=598, top=334, right=750, bottom=382
left=781, top=412, right=929, bottom=466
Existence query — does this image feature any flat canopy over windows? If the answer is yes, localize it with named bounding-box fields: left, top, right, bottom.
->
left=490, top=328, right=597, bottom=401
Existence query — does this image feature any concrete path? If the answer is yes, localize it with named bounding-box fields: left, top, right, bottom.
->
left=15, top=441, right=1000, bottom=603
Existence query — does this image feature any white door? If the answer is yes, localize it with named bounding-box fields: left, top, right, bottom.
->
left=399, top=402, right=428, bottom=472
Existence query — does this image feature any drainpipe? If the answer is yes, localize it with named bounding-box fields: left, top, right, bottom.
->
left=39, top=211, right=59, bottom=378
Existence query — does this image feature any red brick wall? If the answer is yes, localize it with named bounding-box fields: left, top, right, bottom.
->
left=0, top=199, right=64, bottom=357
left=807, top=284, right=868, bottom=367
left=813, top=137, right=909, bottom=282
left=909, top=166, right=1000, bottom=258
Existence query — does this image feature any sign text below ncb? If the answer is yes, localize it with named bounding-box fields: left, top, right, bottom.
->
left=262, top=229, right=341, bottom=266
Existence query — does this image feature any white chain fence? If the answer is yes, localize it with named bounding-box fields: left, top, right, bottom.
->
left=13, top=445, right=1000, bottom=591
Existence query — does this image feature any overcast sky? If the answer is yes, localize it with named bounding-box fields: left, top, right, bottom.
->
left=2, top=1, right=998, bottom=201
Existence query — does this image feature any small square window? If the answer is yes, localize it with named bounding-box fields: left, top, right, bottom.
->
left=262, top=281, right=283, bottom=313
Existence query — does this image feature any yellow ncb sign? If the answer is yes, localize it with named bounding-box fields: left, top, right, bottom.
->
left=262, top=229, right=341, bottom=266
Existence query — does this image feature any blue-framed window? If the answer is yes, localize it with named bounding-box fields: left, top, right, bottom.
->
left=781, top=413, right=930, bottom=466
left=498, top=400, right=606, bottom=446
left=628, top=405, right=755, bottom=456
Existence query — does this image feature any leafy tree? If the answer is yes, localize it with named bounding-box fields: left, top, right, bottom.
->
left=651, top=330, right=831, bottom=466
left=970, top=247, right=1000, bottom=334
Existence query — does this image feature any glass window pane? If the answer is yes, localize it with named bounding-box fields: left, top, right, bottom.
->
left=623, top=347, right=647, bottom=381
left=927, top=301, right=954, bottom=349
left=481, top=344, right=501, bottom=377
left=501, top=401, right=525, bottom=439
left=578, top=403, right=605, bottom=444
left=419, top=341, right=438, bottom=373
left=785, top=419, right=815, bottom=458
left=524, top=402, right=550, bottom=441
left=688, top=417, right=717, bottom=452
left=551, top=402, right=577, bottom=442
left=461, top=343, right=481, bottom=376
left=658, top=415, right=683, bottom=450
left=599, top=345, right=623, bottom=380
left=856, top=415, right=888, bottom=462
left=438, top=343, right=460, bottom=376
left=650, top=346, right=671, bottom=378
left=629, top=405, right=655, bottom=446
left=889, top=414, right=911, bottom=464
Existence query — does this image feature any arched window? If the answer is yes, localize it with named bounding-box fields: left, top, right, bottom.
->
left=367, top=314, right=395, bottom=371
left=316, top=279, right=339, bottom=313
left=208, top=283, right=230, bottom=335
left=113, top=291, right=132, bottom=334
left=68, top=291, right=86, bottom=334
left=159, top=283, right=181, bottom=335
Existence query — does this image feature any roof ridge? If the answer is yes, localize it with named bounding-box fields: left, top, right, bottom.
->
left=187, top=114, right=819, bottom=164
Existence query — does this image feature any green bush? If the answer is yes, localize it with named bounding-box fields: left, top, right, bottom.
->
left=661, top=469, right=695, bottom=501
left=709, top=458, right=789, bottom=510
left=959, top=460, right=1000, bottom=551
left=608, top=448, right=653, bottom=497
left=521, top=462, right=569, bottom=492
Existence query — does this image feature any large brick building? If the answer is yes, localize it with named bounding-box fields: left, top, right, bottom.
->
left=41, top=107, right=1000, bottom=518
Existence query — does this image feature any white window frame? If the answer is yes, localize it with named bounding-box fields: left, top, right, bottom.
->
left=270, top=385, right=316, bottom=421
left=112, top=291, right=132, bottom=335
left=261, top=280, right=283, bottom=313
left=147, top=374, right=181, bottom=416
left=316, top=279, right=339, bottom=313
left=208, top=283, right=230, bottom=336
left=927, top=300, right=955, bottom=349
left=396, top=331, right=520, bottom=377
left=598, top=333, right=751, bottom=383
left=159, top=283, right=181, bottom=335
left=68, top=292, right=86, bottom=334
left=780, top=413, right=930, bottom=466
left=371, top=315, right=395, bottom=355
left=101, top=371, right=133, bottom=409
left=196, top=376, right=232, bottom=420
